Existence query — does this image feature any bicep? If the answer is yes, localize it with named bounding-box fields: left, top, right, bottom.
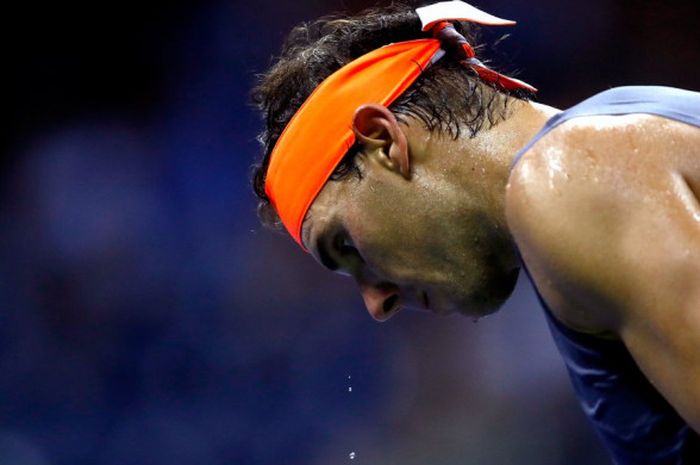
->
left=622, top=284, right=700, bottom=432
left=604, top=142, right=700, bottom=433
left=601, top=170, right=700, bottom=433
left=617, top=188, right=700, bottom=431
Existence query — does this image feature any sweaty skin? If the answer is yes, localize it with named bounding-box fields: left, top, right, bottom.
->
left=506, top=113, right=700, bottom=432
left=300, top=95, right=700, bottom=431
left=301, top=99, right=556, bottom=320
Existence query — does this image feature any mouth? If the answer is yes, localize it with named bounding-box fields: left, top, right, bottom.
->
left=422, top=291, right=430, bottom=310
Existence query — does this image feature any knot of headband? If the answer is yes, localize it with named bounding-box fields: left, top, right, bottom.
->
left=265, top=1, right=536, bottom=249
left=431, top=20, right=535, bottom=92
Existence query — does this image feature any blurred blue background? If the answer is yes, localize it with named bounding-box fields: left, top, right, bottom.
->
left=2, top=1, right=699, bottom=464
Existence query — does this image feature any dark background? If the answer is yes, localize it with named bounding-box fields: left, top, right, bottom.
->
left=2, top=1, right=698, bottom=464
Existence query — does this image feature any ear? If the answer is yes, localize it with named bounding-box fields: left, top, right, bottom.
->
left=352, top=104, right=410, bottom=179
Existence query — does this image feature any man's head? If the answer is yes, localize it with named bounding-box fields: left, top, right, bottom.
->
left=252, top=2, right=533, bottom=321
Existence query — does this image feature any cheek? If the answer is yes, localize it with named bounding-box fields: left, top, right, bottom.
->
left=345, top=195, right=448, bottom=281
left=340, top=173, right=483, bottom=284
left=343, top=190, right=415, bottom=268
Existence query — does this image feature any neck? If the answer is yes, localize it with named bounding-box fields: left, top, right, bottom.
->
left=457, top=99, right=559, bottom=228
left=405, top=98, right=559, bottom=270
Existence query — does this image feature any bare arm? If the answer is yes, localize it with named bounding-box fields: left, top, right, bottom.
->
left=506, top=113, right=700, bottom=431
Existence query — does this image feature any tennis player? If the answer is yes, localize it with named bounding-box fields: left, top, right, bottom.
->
left=251, top=1, right=700, bottom=462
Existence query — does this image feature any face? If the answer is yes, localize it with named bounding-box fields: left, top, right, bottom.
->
left=300, top=130, right=520, bottom=322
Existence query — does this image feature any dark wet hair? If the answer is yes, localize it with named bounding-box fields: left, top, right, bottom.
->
left=251, top=2, right=531, bottom=228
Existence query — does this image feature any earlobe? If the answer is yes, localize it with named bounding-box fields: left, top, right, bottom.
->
left=352, top=104, right=410, bottom=179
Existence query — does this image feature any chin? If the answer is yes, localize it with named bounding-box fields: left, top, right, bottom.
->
left=454, top=266, right=520, bottom=317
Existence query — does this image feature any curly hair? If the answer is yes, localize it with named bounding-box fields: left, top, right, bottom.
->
left=251, top=1, right=531, bottom=228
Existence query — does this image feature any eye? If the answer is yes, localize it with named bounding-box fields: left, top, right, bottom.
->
left=335, top=231, right=357, bottom=255
left=314, top=228, right=365, bottom=275
left=315, top=229, right=360, bottom=273
left=330, top=230, right=364, bottom=276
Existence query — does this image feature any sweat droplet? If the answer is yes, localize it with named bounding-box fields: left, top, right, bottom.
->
left=349, top=452, right=356, bottom=460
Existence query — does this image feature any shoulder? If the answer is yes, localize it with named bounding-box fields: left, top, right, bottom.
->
left=506, top=111, right=700, bottom=234
left=505, top=112, right=700, bottom=332
left=506, top=112, right=674, bottom=250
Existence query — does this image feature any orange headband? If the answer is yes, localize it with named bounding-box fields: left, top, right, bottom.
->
left=264, top=1, right=535, bottom=249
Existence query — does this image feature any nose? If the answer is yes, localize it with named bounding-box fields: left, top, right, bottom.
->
left=359, top=282, right=401, bottom=322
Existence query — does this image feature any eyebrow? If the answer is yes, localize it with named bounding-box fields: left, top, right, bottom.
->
left=316, top=235, right=339, bottom=271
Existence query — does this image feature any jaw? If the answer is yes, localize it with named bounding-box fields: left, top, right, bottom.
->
left=444, top=265, right=521, bottom=318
